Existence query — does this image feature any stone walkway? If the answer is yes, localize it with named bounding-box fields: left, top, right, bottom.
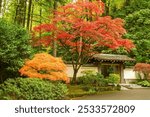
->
left=77, top=88, right=150, bottom=100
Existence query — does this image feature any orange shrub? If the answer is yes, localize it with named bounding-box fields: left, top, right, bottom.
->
left=19, top=53, right=69, bottom=83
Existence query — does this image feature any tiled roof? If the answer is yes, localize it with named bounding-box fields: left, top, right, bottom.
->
left=92, top=54, right=135, bottom=62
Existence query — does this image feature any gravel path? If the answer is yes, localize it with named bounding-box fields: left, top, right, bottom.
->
left=77, top=88, right=150, bottom=100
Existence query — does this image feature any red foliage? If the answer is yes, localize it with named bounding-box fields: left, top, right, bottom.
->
left=32, top=1, right=135, bottom=82
left=134, top=63, right=150, bottom=74
left=33, top=1, right=134, bottom=52
left=19, top=53, right=69, bottom=83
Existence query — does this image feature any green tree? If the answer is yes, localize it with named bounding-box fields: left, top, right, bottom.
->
left=125, top=9, right=150, bottom=63
left=14, top=0, right=27, bottom=27
left=0, top=19, right=33, bottom=83
left=101, top=0, right=126, bottom=16
left=111, top=0, right=150, bottom=18
left=102, top=0, right=150, bottom=63
left=0, top=0, right=71, bottom=29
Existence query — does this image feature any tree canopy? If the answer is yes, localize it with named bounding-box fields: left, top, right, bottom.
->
left=32, top=0, right=134, bottom=83
left=125, top=9, right=150, bottom=63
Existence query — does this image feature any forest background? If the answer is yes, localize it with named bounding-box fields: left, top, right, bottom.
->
left=0, top=0, right=150, bottom=82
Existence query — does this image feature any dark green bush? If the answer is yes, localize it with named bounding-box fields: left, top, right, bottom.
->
left=0, top=19, right=33, bottom=83
left=78, top=71, right=107, bottom=87
left=0, top=78, right=68, bottom=100
left=137, top=80, right=150, bottom=87
left=52, top=82, right=69, bottom=99
left=76, top=71, right=120, bottom=93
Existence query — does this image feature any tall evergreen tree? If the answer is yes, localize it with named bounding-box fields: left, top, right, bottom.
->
left=15, top=0, right=27, bottom=26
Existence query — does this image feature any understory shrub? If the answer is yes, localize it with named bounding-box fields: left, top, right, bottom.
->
left=137, top=80, right=150, bottom=87
left=0, top=19, right=33, bottom=83
left=77, top=71, right=121, bottom=92
left=82, top=85, right=118, bottom=92
left=67, top=85, right=120, bottom=98
left=106, top=74, right=120, bottom=85
left=78, top=70, right=107, bottom=87
left=0, top=78, right=68, bottom=100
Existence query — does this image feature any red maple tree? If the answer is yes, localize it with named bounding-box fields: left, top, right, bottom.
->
left=134, top=63, right=150, bottom=79
left=32, top=0, right=134, bottom=83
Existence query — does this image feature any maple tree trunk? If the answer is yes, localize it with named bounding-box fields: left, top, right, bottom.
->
left=143, top=73, right=148, bottom=79
left=53, top=40, right=57, bottom=57
left=72, top=68, right=79, bottom=84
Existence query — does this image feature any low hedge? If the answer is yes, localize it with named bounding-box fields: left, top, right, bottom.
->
left=82, top=85, right=121, bottom=92
left=67, top=85, right=121, bottom=98
left=0, top=78, right=68, bottom=100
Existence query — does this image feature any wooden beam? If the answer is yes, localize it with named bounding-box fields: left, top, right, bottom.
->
left=120, top=63, right=125, bottom=83
left=98, top=63, right=101, bottom=74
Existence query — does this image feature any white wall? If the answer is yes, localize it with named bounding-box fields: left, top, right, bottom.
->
left=66, top=64, right=98, bottom=77
left=67, top=64, right=137, bottom=80
left=124, top=68, right=136, bottom=79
